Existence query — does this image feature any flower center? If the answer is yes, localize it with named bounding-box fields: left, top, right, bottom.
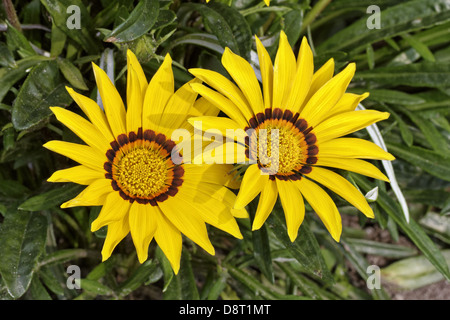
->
left=104, top=128, right=184, bottom=205
left=246, top=108, right=318, bottom=181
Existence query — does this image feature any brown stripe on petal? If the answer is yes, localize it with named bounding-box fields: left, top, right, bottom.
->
left=306, top=156, right=318, bottom=165
left=305, top=132, right=317, bottom=145
left=137, top=127, right=143, bottom=139
left=111, top=180, right=120, bottom=191
left=282, top=110, right=294, bottom=122
left=136, top=197, right=148, bottom=204
left=303, top=127, right=313, bottom=136
left=106, top=149, right=116, bottom=162
left=155, top=193, right=169, bottom=202
left=110, top=140, right=120, bottom=152
left=294, top=118, right=308, bottom=132
left=104, top=162, right=112, bottom=173
left=155, top=133, right=166, bottom=145
left=173, top=165, right=185, bottom=178
left=117, top=134, right=129, bottom=147
left=256, top=112, right=265, bottom=124
left=105, top=173, right=112, bottom=179
left=307, top=145, right=319, bottom=156
left=149, top=198, right=157, bottom=206
left=166, top=186, right=179, bottom=197
left=291, top=112, right=300, bottom=124
left=299, top=166, right=312, bottom=174
left=249, top=117, right=258, bottom=129
left=162, top=140, right=176, bottom=154
left=128, top=131, right=137, bottom=142
left=265, top=108, right=272, bottom=120
left=143, top=129, right=155, bottom=142
left=272, top=108, right=283, bottom=120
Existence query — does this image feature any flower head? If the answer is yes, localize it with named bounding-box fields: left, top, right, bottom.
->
left=44, top=50, right=246, bottom=274
left=188, top=31, right=394, bottom=242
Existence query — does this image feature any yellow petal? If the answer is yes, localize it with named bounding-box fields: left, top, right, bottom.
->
left=303, top=58, right=335, bottom=105
left=92, top=63, right=127, bottom=137
left=276, top=180, right=305, bottom=242
left=295, top=178, right=342, bottom=242
left=234, top=164, right=269, bottom=209
left=286, top=36, right=314, bottom=113
left=255, top=35, right=273, bottom=110
left=47, top=165, right=104, bottom=185
left=307, top=167, right=374, bottom=218
left=66, top=87, right=115, bottom=143
left=143, top=53, right=174, bottom=131
left=314, top=110, right=390, bottom=143
left=222, top=47, right=264, bottom=115
left=159, top=78, right=200, bottom=134
left=328, top=92, right=369, bottom=118
left=129, top=202, right=157, bottom=263
left=158, top=198, right=215, bottom=255
left=101, top=212, right=130, bottom=262
left=316, top=157, right=389, bottom=182
left=192, top=97, right=220, bottom=117
left=91, top=191, right=131, bottom=231
left=252, top=179, right=278, bottom=230
left=319, top=137, right=396, bottom=160
left=126, top=65, right=143, bottom=133
left=61, top=179, right=112, bottom=208
left=188, top=116, right=247, bottom=144
left=50, top=107, right=110, bottom=153
left=183, top=163, right=241, bottom=189
left=43, top=140, right=105, bottom=171
left=272, top=31, right=297, bottom=110
left=154, top=207, right=182, bottom=274
left=264, top=0, right=270, bottom=5
left=189, top=68, right=253, bottom=120
left=126, top=50, right=148, bottom=99
left=190, top=83, right=248, bottom=128
left=301, top=63, right=356, bottom=127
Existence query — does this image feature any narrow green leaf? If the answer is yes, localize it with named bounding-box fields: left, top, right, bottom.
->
left=57, top=58, right=88, bottom=91
left=401, top=33, right=436, bottom=62
left=11, top=60, right=73, bottom=130
left=117, top=260, right=160, bottom=298
left=352, top=174, right=450, bottom=281
left=0, top=211, right=47, bottom=299
left=79, top=279, right=114, bottom=296
left=163, top=250, right=199, bottom=300
left=19, top=183, right=84, bottom=211
left=345, top=238, right=418, bottom=258
left=105, top=0, right=159, bottom=43
left=267, top=206, right=334, bottom=283
left=0, top=42, right=17, bottom=68
left=386, top=142, right=450, bottom=181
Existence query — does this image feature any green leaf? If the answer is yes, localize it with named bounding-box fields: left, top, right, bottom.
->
left=40, top=0, right=99, bottom=54
left=79, top=279, right=114, bottom=296
left=183, top=2, right=252, bottom=59
left=57, top=58, right=88, bottom=91
left=163, top=250, right=200, bottom=300
left=401, top=33, right=436, bottom=62
left=352, top=174, right=450, bottom=282
left=354, top=62, right=450, bottom=88
left=345, top=238, right=417, bottom=258
left=11, top=60, right=73, bottom=130
left=0, top=211, right=47, bottom=299
left=105, top=0, right=160, bottom=43
left=117, top=260, right=160, bottom=298
left=317, top=0, right=450, bottom=54
left=386, top=142, right=450, bottom=181
left=267, top=206, right=334, bottom=283
left=0, top=42, right=17, bottom=68
left=0, top=55, right=50, bottom=103
left=18, top=183, right=84, bottom=211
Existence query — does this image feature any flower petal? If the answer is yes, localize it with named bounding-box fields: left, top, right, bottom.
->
left=222, top=47, right=264, bottom=115
left=328, top=92, right=369, bottom=118
left=319, top=137, right=395, bottom=160
left=61, top=179, right=112, bottom=208
left=301, top=63, right=356, bottom=127
left=129, top=202, right=157, bottom=263
left=50, top=107, right=110, bottom=153
left=92, top=63, right=127, bottom=137
left=43, top=140, right=105, bottom=171
left=316, top=157, right=389, bottom=182
left=295, top=178, right=342, bottom=242
left=234, top=164, right=269, bottom=209
left=126, top=65, right=143, bottom=133
left=272, top=31, right=297, bottom=110
left=142, top=53, right=174, bottom=131
left=91, top=190, right=131, bottom=231
left=66, top=87, right=115, bottom=143
left=47, top=165, right=104, bottom=185
left=285, top=36, right=314, bottom=113
left=101, top=212, right=130, bottom=261
left=303, top=58, right=334, bottom=106
left=189, top=68, right=253, bottom=120
left=252, top=179, right=278, bottom=231
left=255, top=35, right=273, bottom=110
left=307, top=166, right=374, bottom=218
left=276, top=180, right=305, bottom=242
left=154, top=207, right=182, bottom=274
left=313, top=110, right=390, bottom=143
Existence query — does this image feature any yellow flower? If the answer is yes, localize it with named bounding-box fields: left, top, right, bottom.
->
left=188, top=31, right=395, bottom=242
left=44, top=50, right=245, bottom=274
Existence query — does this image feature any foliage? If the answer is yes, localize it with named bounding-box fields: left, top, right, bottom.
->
left=0, top=0, right=449, bottom=300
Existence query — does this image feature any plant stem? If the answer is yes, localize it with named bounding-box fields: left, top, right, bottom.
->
left=300, top=0, right=332, bottom=35
left=2, top=0, right=21, bottom=31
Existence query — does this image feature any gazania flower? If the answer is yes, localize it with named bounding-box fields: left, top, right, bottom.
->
left=188, top=31, right=394, bottom=242
left=44, top=50, right=246, bottom=273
